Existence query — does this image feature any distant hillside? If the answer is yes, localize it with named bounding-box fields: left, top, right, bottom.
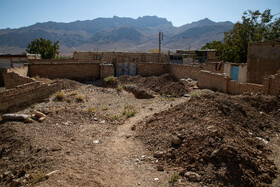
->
left=0, top=16, right=233, bottom=54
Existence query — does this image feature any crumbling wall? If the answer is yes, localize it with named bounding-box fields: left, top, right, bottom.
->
left=228, top=81, right=263, bottom=95
left=169, top=64, right=202, bottom=80
left=3, top=71, right=35, bottom=89
left=204, top=62, right=224, bottom=73
left=197, top=71, right=229, bottom=92
left=198, top=70, right=263, bottom=95
left=100, top=64, right=114, bottom=79
left=7, top=66, right=28, bottom=77
left=263, top=73, right=280, bottom=96
left=28, top=60, right=100, bottom=81
left=137, top=63, right=169, bottom=76
left=0, top=81, right=62, bottom=114
left=247, top=40, right=280, bottom=84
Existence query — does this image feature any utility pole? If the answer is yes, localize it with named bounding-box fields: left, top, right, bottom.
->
left=158, top=32, right=163, bottom=63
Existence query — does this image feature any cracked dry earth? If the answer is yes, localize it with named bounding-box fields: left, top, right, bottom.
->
left=0, top=79, right=192, bottom=187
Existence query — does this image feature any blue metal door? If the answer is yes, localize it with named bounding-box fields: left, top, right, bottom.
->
left=232, top=66, right=239, bottom=81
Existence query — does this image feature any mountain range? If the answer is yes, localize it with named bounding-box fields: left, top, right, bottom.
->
left=0, top=16, right=234, bottom=54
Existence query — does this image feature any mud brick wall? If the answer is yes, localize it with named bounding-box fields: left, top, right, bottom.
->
left=74, top=51, right=168, bottom=63
left=169, top=64, right=202, bottom=80
left=203, top=62, right=224, bottom=73
left=28, top=60, right=100, bottom=81
left=0, top=81, right=62, bottom=114
left=3, top=71, right=35, bottom=89
left=228, top=81, right=263, bottom=95
left=137, top=63, right=169, bottom=76
left=263, top=73, right=280, bottom=96
left=247, top=41, right=280, bottom=84
left=197, top=70, right=263, bottom=95
left=100, top=64, right=114, bottom=79
left=197, top=70, right=229, bottom=92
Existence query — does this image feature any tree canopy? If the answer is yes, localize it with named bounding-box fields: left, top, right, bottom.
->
left=201, top=9, right=280, bottom=63
left=26, top=38, right=59, bottom=59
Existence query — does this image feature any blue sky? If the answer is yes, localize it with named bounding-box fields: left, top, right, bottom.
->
left=0, top=0, right=279, bottom=29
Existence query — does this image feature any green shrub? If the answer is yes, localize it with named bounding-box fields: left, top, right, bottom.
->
left=123, top=105, right=136, bottom=118
left=168, top=171, right=180, bottom=184
left=117, top=85, right=123, bottom=92
left=104, top=76, right=116, bottom=83
left=190, top=91, right=205, bottom=98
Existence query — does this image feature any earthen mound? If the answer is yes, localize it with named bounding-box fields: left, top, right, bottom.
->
left=118, top=74, right=189, bottom=97
left=136, top=93, right=280, bottom=186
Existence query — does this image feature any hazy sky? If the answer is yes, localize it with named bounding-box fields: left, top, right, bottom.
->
left=0, top=0, right=279, bottom=29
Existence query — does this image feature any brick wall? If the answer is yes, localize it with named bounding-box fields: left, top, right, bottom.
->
left=197, top=71, right=229, bottom=92
left=137, top=63, right=169, bottom=76
left=228, top=81, right=263, bottom=95
left=197, top=70, right=263, bottom=95
left=204, top=62, right=224, bottom=73
left=169, top=64, right=202, bottom=80
left=0, top=81, right=62, bottom=114
left=100, top=64, right=114, bottom=79
left=247, top=40, right=280, bottom=84
left=263, top=73, right=280, bottom=96
left=28, top=60, right=100, bottom=81
left=3, top=71, right=35, bottom=89
left=74, top=51, right=169, bottom=63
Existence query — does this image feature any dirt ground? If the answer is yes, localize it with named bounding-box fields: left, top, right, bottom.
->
left=0, top=75, right=279, bottom=187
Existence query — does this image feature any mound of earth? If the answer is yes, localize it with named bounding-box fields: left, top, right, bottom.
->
left=55, top=78, right=83, bottom=90
left=118, top=74, right=189, bottom=97
left=136, top=92, right=280, bottom=186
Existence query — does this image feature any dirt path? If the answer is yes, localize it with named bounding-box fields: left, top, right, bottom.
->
left=91, top=101, right=185, bottom=187
left=33, top=91, right=189, bottom=187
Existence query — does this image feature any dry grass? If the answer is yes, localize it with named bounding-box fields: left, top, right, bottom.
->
left=54, top=91, right=66, bottom=101
left=123, top=105, right=136, bottom=118
left=88, top=107, right=98, bottom=113
left=75, top=95, right=85, bottom=102
left=102, top=105, right=109, bottom=111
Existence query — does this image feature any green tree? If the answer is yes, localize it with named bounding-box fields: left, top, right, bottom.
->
left=26, top=38, right=59, bottom=59
left=202, top=9, right=280, bottom=63
left=223, top=9, right=279, bottom=63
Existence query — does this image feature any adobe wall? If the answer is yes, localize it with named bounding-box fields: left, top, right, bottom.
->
left=263, top=73, right=280, bottom=96
left=137, top=63, right=169, bottom=76
left=100, top=64, right=114, bottom=79
left=228, top=81, right=263, bottom=95
left=0, top=81, right=62, bottom=114
left=203, top=62, right=224, bottom=74
left=169, top=64, right=202, bottom=80
left=197, top=71, right=229, bottom=92
left=28, top=60, right=100, bottom=81
left=247, top=40, right=280, bottom=84
left=197, top=70, right=263, bottom=95
left=3, top=71, right=35, bottom=89
left=73, top=51, right=169, bottom=63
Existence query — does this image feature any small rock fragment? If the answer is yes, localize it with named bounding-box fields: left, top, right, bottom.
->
left=38, top=117, right=46, bottom=122
left=35, top=111, right=46, bottom=118
left=157, top=165, right=164, bottom=171
left=184, top=171, right=201, bottom=182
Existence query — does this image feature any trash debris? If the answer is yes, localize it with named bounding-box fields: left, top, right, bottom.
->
left=93, top=140, right=100, bottom=144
